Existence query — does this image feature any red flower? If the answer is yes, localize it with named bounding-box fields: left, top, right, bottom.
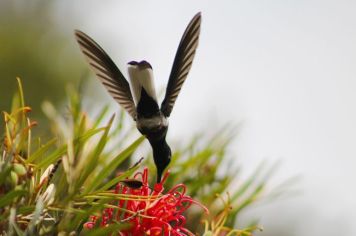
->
left=84, top=168, right=208, bottom=235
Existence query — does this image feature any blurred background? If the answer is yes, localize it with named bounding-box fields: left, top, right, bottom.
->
left=1, top=0, right=356, bottom=235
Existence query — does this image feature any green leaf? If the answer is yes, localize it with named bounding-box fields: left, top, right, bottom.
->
left=35, top=127, right=105, bottom=170
left=96, top=164, right=140, bottom=193
left=0, top=166, right=12, bottom=185
left=92, top=105, right=110, bottom=129
left=26, top=138, right=57, bottom=163
left=77, top=115, right=115, bottom=189
left=34, top=144, right=67, bottom=170
left=231, top=161, right=265, bottom=202
left=16, top=77, right=25, bottom=109
left=84, top=135, right=145, bottom=194
left=18, top=205, right=36, bottom=215
left=231, top=183, right=264, bottom=218
left=0, top=190, right=27, bottom=208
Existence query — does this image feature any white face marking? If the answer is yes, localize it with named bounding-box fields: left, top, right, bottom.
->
left=128, top=65, right=158, bottom=105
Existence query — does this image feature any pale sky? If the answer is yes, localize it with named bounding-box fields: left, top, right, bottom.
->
left=57, top=1, right=356, bottom=235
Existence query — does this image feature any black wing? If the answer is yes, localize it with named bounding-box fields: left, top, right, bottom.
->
left=161, top=12, right=202, bottom=117
left=74, top=30, right=136, bottom=118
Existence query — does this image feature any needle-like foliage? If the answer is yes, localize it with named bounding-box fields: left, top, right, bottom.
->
left=0, top=79, right=284, bottom=235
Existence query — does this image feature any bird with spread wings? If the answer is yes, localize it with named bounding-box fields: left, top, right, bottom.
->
left=75, top=12, right=202, bottom=182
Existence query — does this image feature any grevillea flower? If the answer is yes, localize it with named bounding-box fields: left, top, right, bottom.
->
left=84, top=168, right=208, bottom=235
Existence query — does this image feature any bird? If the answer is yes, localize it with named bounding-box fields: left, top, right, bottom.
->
left=74, top=12, right=201, bottom=183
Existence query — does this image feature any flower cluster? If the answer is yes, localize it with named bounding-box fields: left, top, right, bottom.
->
left=84, top=168, right=208, bottom=235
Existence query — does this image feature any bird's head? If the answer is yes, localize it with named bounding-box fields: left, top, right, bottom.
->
left=127, top=60, right=158, bottom=105
left=155, top=144, right=171, bottom=183
left=128, top=60, right=152, bottom=69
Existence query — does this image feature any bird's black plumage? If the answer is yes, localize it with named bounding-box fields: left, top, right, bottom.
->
left=74, top=12, right=201, bottom=182
left=136, top=84, right=160, bottom=118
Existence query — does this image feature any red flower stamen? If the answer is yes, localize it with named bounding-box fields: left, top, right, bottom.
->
left=84, top=168, right=208, bottom=235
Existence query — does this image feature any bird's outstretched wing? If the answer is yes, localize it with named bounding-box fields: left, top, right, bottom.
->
left=161, top=12, right=202, bottom=117
left=74, top=30, right=136, bottom=118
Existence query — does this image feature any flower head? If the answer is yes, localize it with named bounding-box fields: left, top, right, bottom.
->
left=84, top=168, right=208, bottom=235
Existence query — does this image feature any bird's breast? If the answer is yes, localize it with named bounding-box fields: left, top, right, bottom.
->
left=136, top=115, right=168, bottom=137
